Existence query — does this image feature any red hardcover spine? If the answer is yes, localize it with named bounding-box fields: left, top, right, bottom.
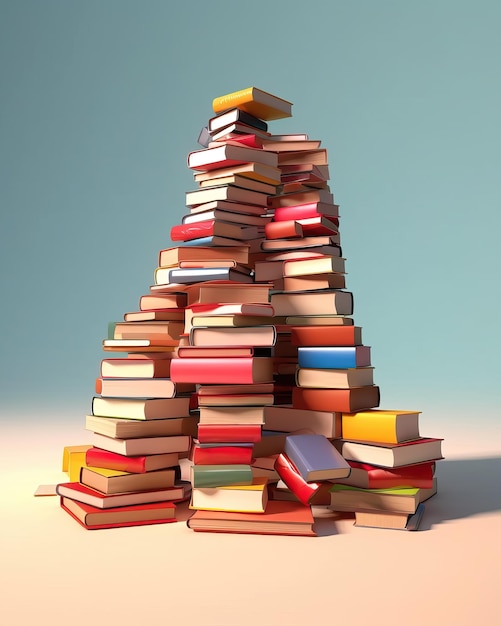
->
left=171, top=221, right=215, bottom=242
left=291, top=326, right=362, bottom=347
left=86, top=448, right=149, bottom=473
left=274, top=454, right=322, bottom=506
left=197, top=424, right=262, bottom=444
left=170, top=357, right=263, bottom=384
left=350, top=461, right=436, bottom=489
left=292, top=386, right=381, bottom=413
left=273, top=202, right=339, bottom=223
left=264, top=220, right=303, bottom=240
left=192, top=445, right=254, bottom=465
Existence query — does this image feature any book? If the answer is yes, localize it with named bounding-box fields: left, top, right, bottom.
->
left=190, top=477, right=269, bottom=513
left=158, top=245, right=250, bottom=268
left=190, top=464, right=254, bottom=488
left=263, top=405, right=341, bottom=439
left=209, top=129, right=268, bottom=147
left=139, top=292, right=187, bottom=309
left=286, top=315, right=354, bottom=326
left=329, top=481, right=437, bottom=514
left=111, top=321, right=184, bottom=342
left=274, top=453, right=323, bottom=506
left=85, top=447, right=179, bottom=473
left=282, top=256, right=346, bottom=277
left=199, top=405, right=265, bottom=425
left=186, top=302, right=274, bottom=317
left=291, top=325, right=362, bottom=346
left=192, top=445, right=254, bottom=466
left=170, top=357, right=274, bottom=384
left=212, top=87, right=292, bottom=120
left=209, top=107, right=269, bottom=132
left=335, top=437, right=444, bottom=468
left=197, top=423, right=262, bottom=444
left=187, top=500, right=315, bottom=536
left=262, top=138, right=321, bottom=152
left=292, top=386, right=381, bottom=413
left=164, top=267, right=255, bottom=285
left=271, top=291, right=354, bottom=316
left=90, top=432, right=192, bottom=456
left=189, top=315, right=278, bottom=329
left=277, top=149, right=328, bottom=166
left=188, top=144, right=278, bottom=172
left=92, top=396, right=191, bottom=420
left=95, top=378, right=193, bottom=399
left=186, top=283, right=272, bottom=306
left=296, top=367, right=375, bottom=389
left=85, top=415, right=197, bottom=439
left=123, top=310, right=185, bottom=322
left=197, top=383, right=274, bottom=395
left=297, top=346, right=371, bottom=369
left=273, top=202, right=339, bottom=222
left=171, top=220, right=262, bottom=243
left=182, top=208, right=270, bottom=227
left=80, top=466, right=178, bottom=495
left=185, top=185, right=269, bottom=208
left=333, top=461, right=436, bottom=490
left=264, top=220, right=304, bottom=240
left=189, top=325, right=277, bottom=347
left=281, top=274, right=346, bottom=291
left=100, top=358, right=172, bottom=379
left=354, top=503, right=426, bottom=531
left=60, top=497, right=177, bottom=530
left=261, top=235, right=340, bottom=252
left=284, top=434, right=351, bottom=481
left=194, top=162, right=281, bottom=186
left=198, top=393, right=274, bottom=407
left=56, top=481, right=189, bottom=508
left=341, top=410, right=421, bottom=444
left=102, top=339, right=178, bottom=353
left=198, top=174, right=276, bottom=195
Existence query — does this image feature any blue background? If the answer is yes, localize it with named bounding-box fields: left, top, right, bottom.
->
left=1, top=0, right=500, bottom=427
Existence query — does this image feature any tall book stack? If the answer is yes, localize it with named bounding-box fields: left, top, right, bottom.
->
left=56, top=290, right=197, bottom=529
left=57, top=86, right=443, bottom=534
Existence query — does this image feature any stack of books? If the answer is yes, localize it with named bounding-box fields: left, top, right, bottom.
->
left=56, top=292, right=197, bottom=529
left=56, top=86, right=443, bottom=534
left=329, top=410, right=443, bottom=529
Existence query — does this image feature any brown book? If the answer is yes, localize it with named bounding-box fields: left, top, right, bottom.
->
left=263, top=405, right=341, bottom=439
left=198, top=405, right=266, bottom=425
left=271, top=290, right=353, bottom=316
left=268, top=188, right=333, bottom=208
left=282, top=274, right=346, bottom=291
left=186, top=283, right=272, bottom=306
left=95, top=377, right=194, bottom=398
left=292, top=386, right=381, bottom=413
left=286, top=315, right=354, bottom=326
left=139, top=293, right=187, bottom=310
left=190, top=325, right=276, bottom=347
left=198, top=174, right=277, bottom=195
left=86, top=415, right=198, bottom=439
left=91, top=396, right=191, bottom=420
left=194, top=162, right=281, bottom=185
left=158, top=246, right=250, bottom=268
left=124, top=310, right=185, bottom=322
left=80, top=467, right=177, bottom=495
left=295, top=367, right=374, bottom=389
left=277, top=149, right=328, bottom=166
left=111, top=321, right=184, bottom=342
left=261, top=235, right=339, bottom=252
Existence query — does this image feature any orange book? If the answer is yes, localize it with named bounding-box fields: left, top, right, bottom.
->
left=186, top=282, right=272, bottom=306
left=158, top=246, right=250, bottom=268
left=281, top=274, right=346, bottom=291
left=264, top=220, right=304, bottom=240
left=292, top=386, right=381, bottom=413
left=291, top=325, right=363, bottom=346
left=212, top=87, right=292, bottom=120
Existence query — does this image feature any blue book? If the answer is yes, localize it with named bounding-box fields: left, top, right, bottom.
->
left=284, top=434, right=351, bottom=482
left=297, top=346, right=371, bottom=369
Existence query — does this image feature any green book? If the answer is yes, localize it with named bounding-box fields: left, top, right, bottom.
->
left=190, top=464, right=253, bottom=488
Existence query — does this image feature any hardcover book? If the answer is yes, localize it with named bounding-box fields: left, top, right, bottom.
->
left=284, top=434, right=351, bottom=481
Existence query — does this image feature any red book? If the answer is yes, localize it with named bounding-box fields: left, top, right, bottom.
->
left=197, top=424, right=262, bottom=444
left=273, top=202, right=339, bottom=223
left=264, top=220, right=303, bottom=240
left=298, top=215, right=339, bottom=236
left=274, top=454, right=322, bottom=506
left=338, top=461, right=436, bottom=489
left=292, top=386, right=381, bottom=413
left=210, top=133, right=264, bottom=149
left=60, top=497, right=177, bottom=530
left=170, top=356, right=274, bottom=384
left=170, top=220, right=259, bottom=243
left=291, top=326, right=363, bottom=347
left=56, top=482, right=190, bottom=508
left=192, top=445, right=254, bottom=465
left=85, top=447, right=180, bottom=474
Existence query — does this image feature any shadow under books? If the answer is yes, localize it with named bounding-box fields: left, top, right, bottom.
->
left=312, top=456, right=501, bottom=536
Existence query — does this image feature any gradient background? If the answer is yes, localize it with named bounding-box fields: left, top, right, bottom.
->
left=1, top=2, right=500, bottom=624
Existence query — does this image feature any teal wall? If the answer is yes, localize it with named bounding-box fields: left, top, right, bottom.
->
left=1, top=1, right=500, bottom=422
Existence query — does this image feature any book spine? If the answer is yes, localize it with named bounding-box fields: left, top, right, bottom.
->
left=193, top=446, right=254, bottom=465
left=85, top=448, right=147, bottom=473
left=290, top=326, right=361, bottom=347
left=171, top=357, right=256, bottom=384
left=264, top=220, right=303, bottom=240
left=297, top=346, right=370, bottom=369
left=170, top=221, right=214, bottom=241
left=197, top=424, right=262, bottom=444
left=274, top=454, right=321, bottom=506
left=191, top=465, right=253, bottom=488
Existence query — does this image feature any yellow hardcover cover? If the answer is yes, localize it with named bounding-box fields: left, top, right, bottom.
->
left=212, top=87, right=292, bottom=120
left=62, top=445, right=92, bottom=475
left=341, top=410, right=421, bottom=444
left=84, top=467, right=130, bottom=478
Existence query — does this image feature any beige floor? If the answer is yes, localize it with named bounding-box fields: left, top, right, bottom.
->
left=1, top=415, right=500, bottom=626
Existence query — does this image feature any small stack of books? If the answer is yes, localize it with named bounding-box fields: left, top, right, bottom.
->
left=56, top=291, right=197, bottom=529
left=328, top=410, right=443, bottom=529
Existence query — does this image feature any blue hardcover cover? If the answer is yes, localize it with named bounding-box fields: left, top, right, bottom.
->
left=297, top=346, right=371, bottom=369
left=284, top=434, right=351, bottom=481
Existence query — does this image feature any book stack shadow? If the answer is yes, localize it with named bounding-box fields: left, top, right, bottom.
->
left=56, top=87, right=443, bottom=534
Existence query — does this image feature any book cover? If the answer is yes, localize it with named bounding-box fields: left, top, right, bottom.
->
left=190, top=464, right=254, bottom=488
left=297, top=346, right=371, bottom=369
left=274, top=453, right=323, bottom=506
left=187, top=500, right=315, bottom=536
left=170, top=356, right=274, bottom=384
left=80, top=466, right=178, bottom=495
left=336, top=437, right=444, bottom=468
left=85, top=447, right=180, bottom=473
left=341, top=410, right=421, bottom=444
left=284, top=434, right=351, bottom=481
left=197, top=423, right=262, bottom=444
left=192, top=445, right=254, bottom=466
left=60, top=497, right=177, bottom=530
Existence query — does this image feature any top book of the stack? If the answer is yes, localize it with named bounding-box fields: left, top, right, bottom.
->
left=212, top=87, right=293, bottom=121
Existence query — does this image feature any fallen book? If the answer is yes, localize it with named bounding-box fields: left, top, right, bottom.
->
left=284, top=433, right=351, bottom=481
left=274, top=453, right=323, bottom=506
left=187, top=500, right=315, bottom=536
left=60, top=498, right=177, bottom=530
left=354, top=503, right=426, bottom=531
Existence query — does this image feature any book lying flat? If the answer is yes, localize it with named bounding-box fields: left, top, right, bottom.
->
left=354, top=503, right=425, bottom=531
left=190, top=477, right=269, bottom=513
left=335, top=437, right=444, bottom=468
left=187, top=500, right=315, bottom=536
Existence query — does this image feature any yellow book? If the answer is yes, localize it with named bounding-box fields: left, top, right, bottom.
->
left=212, top=87, right=292, bottom=120
left=62, top=445, right=92, bottom=479
left=341, top=410, right=421, bottom=444
left=190, top=477, right=268, bottom=513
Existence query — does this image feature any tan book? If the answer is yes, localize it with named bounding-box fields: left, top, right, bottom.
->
left=263, top=405, right=341, bottom=439
left=268, top=188, right=333, bottom=208
left=286, top=315, right=354, bottom=326
left=296, top=367, right=375, bottom=389
left=199, top=405, right=265, bottom=425
left=271, top=290, right=353, bottom=316
left=198, top=175, right=277, bottom=195
left=190, top=315, right=278, bottom=328
left=283, top=256, right=346, bottom=277
left=158, top=245, right=250, bottom=268
left=198, top=393, right=274, bottom=407
left=194, top=161, right=281, bottom=185
left=190, top=325, right=277, bottom=347
left=95, top=377, right=194, bottom=399
left=91, top=432, right=192, bottom=456
left=282, top=274, right=346, bottom=291
left=112, top=321, right=184, bottom=342
left=190, top=477, right=268, bottom=513
left=80, top=467, right=177, bottom=495
left=186, top=282, right=272, bottom=306
left=91, top=396, right=191, bottom=420
left=86, top=415, right=198, bottom=439
left=124, top=310, right=185, bottom=322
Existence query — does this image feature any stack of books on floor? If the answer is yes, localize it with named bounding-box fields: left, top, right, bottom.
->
left=56, top=86, right=443, bottom=534
left=56, top=292, right=197, bottom=529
